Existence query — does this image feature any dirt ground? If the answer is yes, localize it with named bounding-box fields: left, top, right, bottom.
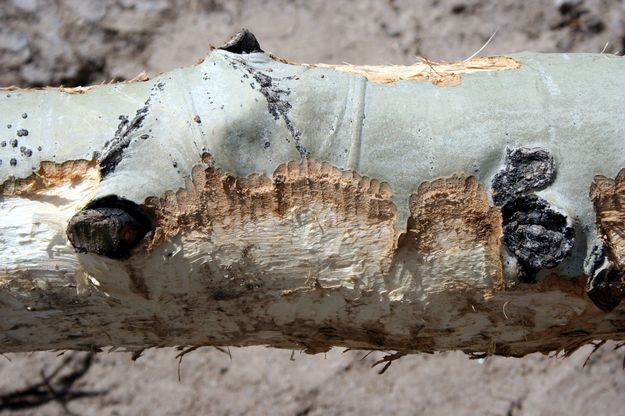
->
left=1, top=0, right=625, bottom=415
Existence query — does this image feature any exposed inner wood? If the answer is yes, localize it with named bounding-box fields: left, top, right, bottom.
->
left=591, top=169, right=625, bottom=268
left=144, top=158, right=397, bottom=259
left=0, top=159, right=99, bottom=196
left=314, top=56, right=520, bottom=85
left=402, top=175, right=504, bottom=290
left=1, top=156, right=624, bottom=356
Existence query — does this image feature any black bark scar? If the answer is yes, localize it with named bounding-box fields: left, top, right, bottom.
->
left=226, top=57, right=310, bottom=157
left=502, top=195, right=575, bottom=282
left=99, top=82, right=164, bottom=177
left=491, top=147, right=555, bottom=207
left=491, top=147, right=571, bottom=282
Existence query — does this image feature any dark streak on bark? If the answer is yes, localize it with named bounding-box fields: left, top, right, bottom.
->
left=98, top=82, right=165, bottom=178
left=225, top=56, right=310, bottom=157
left=126, top=264, right=150, bottom=299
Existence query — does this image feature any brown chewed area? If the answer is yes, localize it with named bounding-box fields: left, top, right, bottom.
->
left=590, top=169, right=625, bottom=267
left=144, top=165, right=506, bottom=298
left=402, top=175, right=503, bottom=289
left=0, top=160, right=99, bottom=196
left=143, top=157, right=397, bottom=262
left=314, top=56, right=520, bottom=86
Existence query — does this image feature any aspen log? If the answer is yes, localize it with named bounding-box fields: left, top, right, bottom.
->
left=1, top=31, right=625, bottom=357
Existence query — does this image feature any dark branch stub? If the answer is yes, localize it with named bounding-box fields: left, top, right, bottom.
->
left=219, top=29, right=264, bottom=54
left=587, top=267, right=625, bottom=312
left=66, top=195, right=153, bottom=259
left=585, top=241, right=625, bottom=312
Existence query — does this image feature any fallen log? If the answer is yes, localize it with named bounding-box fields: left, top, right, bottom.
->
left=1, top=30, right=625, bottom=357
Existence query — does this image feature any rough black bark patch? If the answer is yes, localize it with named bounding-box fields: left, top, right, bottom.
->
left=491, top=147, right=555, bottom=206
left=99, top=82, right=164, bottom=178
left=66, top=195, right=153, bottom=259
left=219, top=29, right=264, bottom=54
left=502, top=195, right=575, bottom=282
left=226, top=56, right=309, bottom=157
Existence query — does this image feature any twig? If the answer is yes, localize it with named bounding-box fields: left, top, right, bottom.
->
left=371, top=351, right=406, bottom=374
left=583, top=340, right=606, bottom=367
left=464, top=29, right=499, bottom=62
left=176, top=346, right=200, bottom=382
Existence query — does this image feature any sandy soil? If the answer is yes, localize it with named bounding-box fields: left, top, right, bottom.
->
left=1, top=0, right=625, bottom=415
left=1, top=344, right=625, bottom=416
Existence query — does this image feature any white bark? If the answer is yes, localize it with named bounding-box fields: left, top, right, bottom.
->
left=1, top=42, right=625, bottom=356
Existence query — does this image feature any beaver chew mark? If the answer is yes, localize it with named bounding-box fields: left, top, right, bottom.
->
left=143, top=158, right=396, bottom=264
left=219, top=28, right=264, bottom=54
left=502, top=195, right=574, bottom=282
left=588, top=169, right=625, bottom=310
left=403, top=175, right=504, bottom=289
left=586, top=267, right=625, bottom=312
left=0, top=160, right=98, bottom=196
left=491, top=147, right=555, bottom=207
left=590, top=170, right=625, bottom=268
left=67, top=195, right=153, bottom=259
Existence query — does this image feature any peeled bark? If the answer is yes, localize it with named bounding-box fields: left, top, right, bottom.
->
left=1, top=32, right=625, bottom=357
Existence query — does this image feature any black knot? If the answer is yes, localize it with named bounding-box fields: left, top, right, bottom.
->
left=67, top=195, right=153, bottom=259
left=219, top=29, right=264, bottom=54
left=587, top=267, right=625, bottom=312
